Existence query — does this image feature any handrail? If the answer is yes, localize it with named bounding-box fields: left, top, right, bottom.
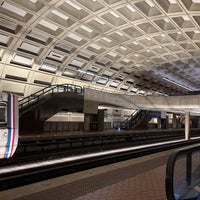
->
left=19, top=84, right=83, bottom=114
left=166, top=143, right=200, bottom=200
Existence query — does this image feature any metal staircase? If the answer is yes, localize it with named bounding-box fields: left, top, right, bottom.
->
left=19, top=84, right=83, bottom=116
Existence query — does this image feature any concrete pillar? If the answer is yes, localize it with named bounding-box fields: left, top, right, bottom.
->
left=172, top=114, right=177, bottom=128
left=185, top=111, right=190, bottom=140
left=97, top=109, right=104, bottom=131
left=157, top=118, right=161, bottom=129
left=84, top=113, right=91, bottom=131
left=161, top=111, right=167, bottom=129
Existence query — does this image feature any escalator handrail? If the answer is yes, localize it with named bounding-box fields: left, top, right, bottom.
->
left=165, top=143, right=200, bottom=200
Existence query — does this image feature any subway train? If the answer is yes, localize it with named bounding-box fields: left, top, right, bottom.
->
left=0, top=93, right=18, bottom=159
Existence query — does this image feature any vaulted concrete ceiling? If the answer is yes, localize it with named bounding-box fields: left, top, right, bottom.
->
left=1, top=0, right=200, bottom=97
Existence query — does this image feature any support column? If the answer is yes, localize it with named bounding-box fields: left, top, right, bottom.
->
left=172, top=114, right=177, bottom=128
left=97, top=109, right=104, bottom=131
left=157, top=118, right=161, bottom=129
left=185, top=111, right=190, bottom=140
left=84, top=113, right=91, bottom=131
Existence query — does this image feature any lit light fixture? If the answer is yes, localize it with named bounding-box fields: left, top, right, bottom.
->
left=163, top=77, right=194, bottom=91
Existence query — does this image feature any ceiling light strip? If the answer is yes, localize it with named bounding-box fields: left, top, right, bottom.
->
left=163, top=77, right=194, bottom=91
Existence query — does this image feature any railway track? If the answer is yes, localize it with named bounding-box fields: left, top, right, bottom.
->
left=1, top=136, right=200, bottom=191
left=1, top=129, right=199, bottom=166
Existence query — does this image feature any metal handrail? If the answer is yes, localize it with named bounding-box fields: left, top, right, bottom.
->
left=19, top=84, right=83, bottom=114
left=166, top=143, right=200, bottom=200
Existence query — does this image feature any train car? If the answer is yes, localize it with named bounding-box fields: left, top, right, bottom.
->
left=0, top=93, right=18, bottom=159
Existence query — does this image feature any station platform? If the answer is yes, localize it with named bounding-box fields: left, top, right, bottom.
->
left=0, top=149, right=173, bottom=200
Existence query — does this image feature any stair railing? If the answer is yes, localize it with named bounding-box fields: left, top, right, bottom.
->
left=19, top=84, right=83, bottom=114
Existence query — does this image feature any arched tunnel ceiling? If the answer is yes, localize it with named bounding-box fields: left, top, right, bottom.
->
left=1, top=0, right=200, bottom=97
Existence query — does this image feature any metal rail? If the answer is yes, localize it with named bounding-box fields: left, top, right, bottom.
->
left=19, top=84, right=83, bottom=115
left=166, top=143, right=200, bottom=200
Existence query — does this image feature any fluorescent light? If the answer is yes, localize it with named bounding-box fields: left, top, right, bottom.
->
left=163, top=77, right=194, bottom=91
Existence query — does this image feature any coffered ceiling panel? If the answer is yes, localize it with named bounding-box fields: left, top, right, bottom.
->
left=1, top=0, right=200, bottom=97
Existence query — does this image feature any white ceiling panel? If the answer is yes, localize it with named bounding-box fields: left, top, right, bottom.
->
left=1, top=0, right=200, bottom=96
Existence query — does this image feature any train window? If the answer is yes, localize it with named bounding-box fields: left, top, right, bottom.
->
left=0, top=102, right=7, bottom=127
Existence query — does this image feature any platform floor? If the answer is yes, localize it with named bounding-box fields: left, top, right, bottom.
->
left=0, top=149, right=173, bottom=200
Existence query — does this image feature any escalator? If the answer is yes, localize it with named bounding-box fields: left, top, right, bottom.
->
left=116, top=110, right=150, bottom=130
left=166, top=143, right=200, bottom=200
